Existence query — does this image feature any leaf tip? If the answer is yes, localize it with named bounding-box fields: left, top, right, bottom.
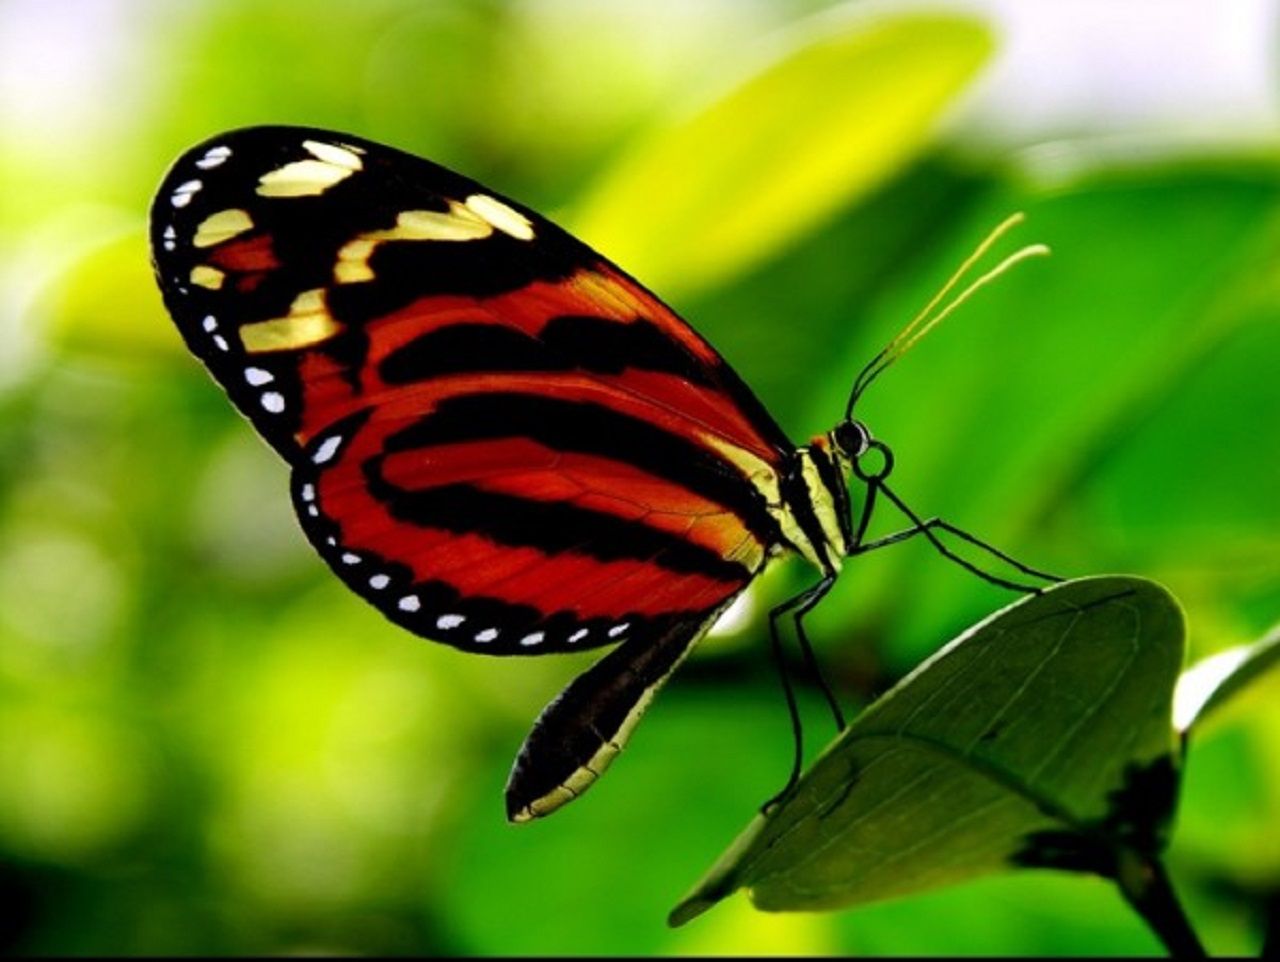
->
left=669, top=865, right=745, bottom=927
left=667, top=894, right=717, bottom=928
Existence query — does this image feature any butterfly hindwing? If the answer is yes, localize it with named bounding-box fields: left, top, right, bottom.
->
left=289, top=405, right=761, bottom=654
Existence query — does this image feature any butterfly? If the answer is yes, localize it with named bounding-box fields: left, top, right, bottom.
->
left=150, top=126, right=1054, bottom=822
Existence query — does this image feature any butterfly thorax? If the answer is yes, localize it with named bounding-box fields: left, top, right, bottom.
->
left=772, top=435, right=854, bottom=575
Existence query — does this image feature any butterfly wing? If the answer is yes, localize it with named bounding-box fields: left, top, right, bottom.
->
left=151, top=127, right=802, bottom=818
left=506, top=604, right=727, bottom=821
left=151, top=126, right=791, bottom=658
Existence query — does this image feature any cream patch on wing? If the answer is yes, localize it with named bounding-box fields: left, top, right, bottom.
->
left=239, top=288, right=342, bottom=352
left=256, top=140, right=363, bottom=197
left=193, top=208, right=254, bottom=248
left=189, top=265, right=225, bottom=290
left=464, top=193, right=534, bottom=240
left=334, top=194, right=535, bottom=284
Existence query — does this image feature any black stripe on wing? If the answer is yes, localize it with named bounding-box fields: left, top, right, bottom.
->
left=292, top=461, right=687, bottom=657
left=384, top=393, right=782, bottom=548
left=377, top=314, right=718, bottom=386
left=362, top=480, right=752, bottom=582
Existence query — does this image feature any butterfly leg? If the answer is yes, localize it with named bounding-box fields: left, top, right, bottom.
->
left=850, top=480, right=1061, bottom=593
left=761, top=573, right=841, bottom=814
left=763, top=597, right=804, bottom=813
left=791, top=576, right=844, bottom=729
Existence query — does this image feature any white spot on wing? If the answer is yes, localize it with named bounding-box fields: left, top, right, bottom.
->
left=300, top=483, right=315, bottom=502
left=202, top=315, right=218, bottom=332
left=608, top=622, right=630, bottom=638
left=369, top=574, right=390, bottom=590
left=519, top=631, right=545, bottom=647
left=341, top=552, right=360, bottom=565
left=475, top=628, right=498, bottom=643
left=437, top=614, right=465, bottom=630
left=245, top=367, right=273, bottom=386
left=568, top=628, right=589, bottom=644
left=195, top=145, right=232, bottom=169
left=171, top=179, right=202, bottom=207
left=312, top=435, right=342, bottom=464
left=260, top=391, right=285, bottom=413
left=398, top=595, right=421, bottom=612
left=212, top=334, right=229, bottom=351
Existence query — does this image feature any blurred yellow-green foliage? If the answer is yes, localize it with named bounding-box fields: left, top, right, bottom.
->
left=2, top=0, right=1278, bottom=955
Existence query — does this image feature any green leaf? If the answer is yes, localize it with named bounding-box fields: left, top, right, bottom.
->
left=1174, top=624, right=1280, bottom=734
left=671, top=576, right=1184, bottom=926
left=570, top=10, right=994, bottom=297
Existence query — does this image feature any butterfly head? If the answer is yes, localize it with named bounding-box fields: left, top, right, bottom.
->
left=796, top=420, right=890, bottom=572
left=826, top=417, right=893, bottom=486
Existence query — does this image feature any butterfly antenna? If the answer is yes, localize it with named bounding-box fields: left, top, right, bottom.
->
left=845, top=213, right=1049, bottom=419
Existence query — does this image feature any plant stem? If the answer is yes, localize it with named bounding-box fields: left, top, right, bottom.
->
left=1115, top=850, right=1206, bottom=958
left=1263, top=889, right=1278, bottom=958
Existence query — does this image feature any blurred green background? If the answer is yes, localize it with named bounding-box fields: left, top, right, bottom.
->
left=1, top=0, right=1278, bottom=955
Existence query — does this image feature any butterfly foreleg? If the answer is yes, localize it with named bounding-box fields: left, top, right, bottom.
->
left=851, top=480, right=1061, bottom=593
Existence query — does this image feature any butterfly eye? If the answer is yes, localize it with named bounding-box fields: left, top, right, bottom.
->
left=833, top=420, right=871, bottom=459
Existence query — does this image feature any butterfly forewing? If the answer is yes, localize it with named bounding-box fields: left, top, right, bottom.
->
left=150, top=126, right=791, bottom=660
